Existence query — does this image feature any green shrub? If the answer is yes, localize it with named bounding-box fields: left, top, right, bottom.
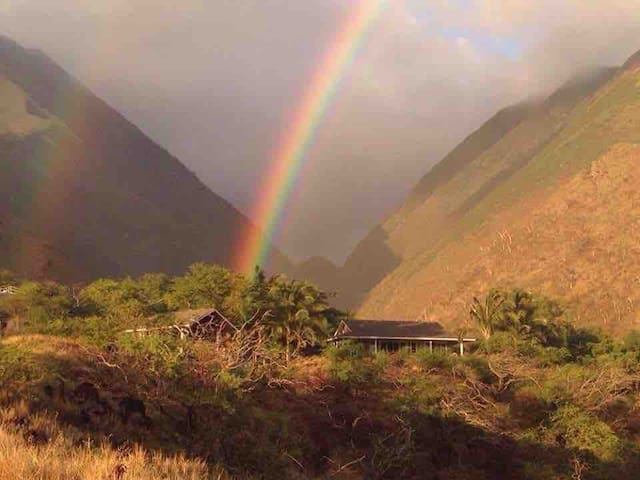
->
left=326, top=341, right=387, bottom=386
left=477, top=331, right=517, bottom=354
left=537, top=347, right=572, bottom=366
left=548, top=405, right=621, bottom=462
left=510, top=386, right=553, bottom=427
left=567, top=327, right=608, bottom=359
left=459, top=356, right=493, bottom=383
left=391, top=376, right=441, bottom=414
left=415, top=349, right=457, bottom=370
left=623, top=330, right=640, bottom=352
left=116, top=333, right=192, bottom=379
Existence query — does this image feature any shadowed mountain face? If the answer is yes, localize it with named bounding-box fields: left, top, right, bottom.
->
left=0, top=35, right=290, bottom=282
left=352, top=49, right=640, bottom=332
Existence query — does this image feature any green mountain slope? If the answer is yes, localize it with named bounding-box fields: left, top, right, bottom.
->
left=0, top=35, right=290, bottom=281
left=356, top=50, right=640, bottom=332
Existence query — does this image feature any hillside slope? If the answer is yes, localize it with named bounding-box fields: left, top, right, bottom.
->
left=358, top=52, right=640, bottom=332
left=315, top=67, right=616, bottom=309
left=0, top=36, right=290, bottom=281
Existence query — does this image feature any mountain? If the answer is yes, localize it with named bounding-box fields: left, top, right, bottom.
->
left=0, top=35, right=290, bottom=282
left=348, top=50, right=640, bottom=332
left=307, top=66, right=617, bottom=309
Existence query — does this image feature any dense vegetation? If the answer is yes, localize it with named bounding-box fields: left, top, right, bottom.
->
left=2, top=267, right=640, bottom=479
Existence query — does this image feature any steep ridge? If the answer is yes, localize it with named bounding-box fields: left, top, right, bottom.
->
left=361, top=143, right=640, bottom=333
left=358, top=51, right=640, bottom=332
left=320, top=67, right=616, bottom=309
left=0, top=35, right=290, bottom=281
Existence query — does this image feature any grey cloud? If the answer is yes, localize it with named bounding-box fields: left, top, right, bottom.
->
left=0, top=1, right=639, bottom=263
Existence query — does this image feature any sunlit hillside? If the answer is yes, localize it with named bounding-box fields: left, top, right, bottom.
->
left=355, top=51, right=640, bottom=332
left=310, top=68, right=617, bottom=309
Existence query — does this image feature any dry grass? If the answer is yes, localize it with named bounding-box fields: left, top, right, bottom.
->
left=0, top=404, right=235, bottom=480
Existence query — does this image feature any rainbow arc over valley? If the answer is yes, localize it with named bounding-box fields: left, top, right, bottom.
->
left=233, top=0, right=388, bottom=274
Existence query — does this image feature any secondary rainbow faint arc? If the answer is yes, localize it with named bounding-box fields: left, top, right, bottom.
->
left=233, top=0, right=389, bottom=274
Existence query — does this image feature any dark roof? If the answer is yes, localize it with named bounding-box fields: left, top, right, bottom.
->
left=188, top=309, right=230, bottom=328
left=336, top=319, right=452, bottom=339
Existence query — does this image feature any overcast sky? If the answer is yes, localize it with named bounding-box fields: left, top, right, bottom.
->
left=1, top=0, right=639, bottom=263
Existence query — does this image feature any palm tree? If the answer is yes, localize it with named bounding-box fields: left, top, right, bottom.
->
left=469, top=292, right=505, bottom=340
left=268, top=278, right=331, bottom=363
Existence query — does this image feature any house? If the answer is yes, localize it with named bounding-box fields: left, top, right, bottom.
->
left=328, top=319, right=476, bottom=355
left=183, top=308, right=235, bottom=340
left=122, top=308, right=235, bottom=341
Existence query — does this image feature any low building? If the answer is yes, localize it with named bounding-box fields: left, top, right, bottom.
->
left=328, top=319, right=476, bottom=355
left=122, top=308, right=234, bottom=341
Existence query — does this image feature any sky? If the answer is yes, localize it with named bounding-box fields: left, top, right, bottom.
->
left=0, top=0, right=639, bottom=264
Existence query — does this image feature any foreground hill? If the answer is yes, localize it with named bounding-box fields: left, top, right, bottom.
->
left=356, top=50, right=640, bottom=332
left=4, top=264, right=640, bottom=478
left=0, top=35, right=289, bottom=282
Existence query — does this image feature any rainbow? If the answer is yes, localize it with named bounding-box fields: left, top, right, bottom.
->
left=233, top=0, right=388, bottom=274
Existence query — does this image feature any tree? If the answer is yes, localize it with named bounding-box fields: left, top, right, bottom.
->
left=137, top=273, right=171, bottom=314
left=167, top=263, right=234, bottom=310
left=80, top=278, right=146, bottom=319
left=267, top=276, right=334, bottom=363
left=470, top=292, right=504, bottom=340
left=1, top=281, right=73, bottom=329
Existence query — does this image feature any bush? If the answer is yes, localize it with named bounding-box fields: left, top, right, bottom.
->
left=116, top=333, right=192, bottom=379
left=623, top=330, right=640, bottom=352
left=326, top=342, right=387, bottom=387
left=477, top=331, right=517, bottom=354
left=548, top=405, right=621, bottom=462
left=415, top=349, right=457, bottom=370
left=391, top=376, right=441, bottom=414
left=510, top=386, right=553, bottom=427
left=537, top=347, right=572, bottom=366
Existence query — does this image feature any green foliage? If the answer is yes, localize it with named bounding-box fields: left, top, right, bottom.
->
left=510, top=386, right=553, bottom=428
left=0, top=344, right=33, bottom=387
left=415, top=349, right=457, bottom=370
left=265, top=276, right=335, bottom=362
left=476, top=330, right=518, bottom=354
left=490, top=288, right=569, bottom=347
left=391, top=376, right=441, bottom=414
left=469, top=291, right=504, bottom=340
left=117, top=333, right=192, bottom=379
left=622, top=330, right=640, bottom=352
left=471, top=288, right=608, bottom=362
left=1, top=264, right=342, bottom=364
left=166, top=263, right=235, bottom=311
left=327, top=341, right=387, bottom=386
left=80, top=277, right=152, bottom=319
left=536, top=346, right=573, bottom=366
left=0, top=281, right=73, bottom=335
left=548, top=405, right=621, bottom=462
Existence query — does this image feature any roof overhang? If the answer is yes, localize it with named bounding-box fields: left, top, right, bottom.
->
left=327, top=335, right=477, bottom=343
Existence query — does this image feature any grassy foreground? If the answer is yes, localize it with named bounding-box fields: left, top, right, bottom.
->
left=0, top=404, right=231, bottom=480
left=3, top=267, right=640, bottom=478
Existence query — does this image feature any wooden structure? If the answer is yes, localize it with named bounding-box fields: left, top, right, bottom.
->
left=328, top=319, right=476, bottom=355
left=122, top=308, right=234, bottom=341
